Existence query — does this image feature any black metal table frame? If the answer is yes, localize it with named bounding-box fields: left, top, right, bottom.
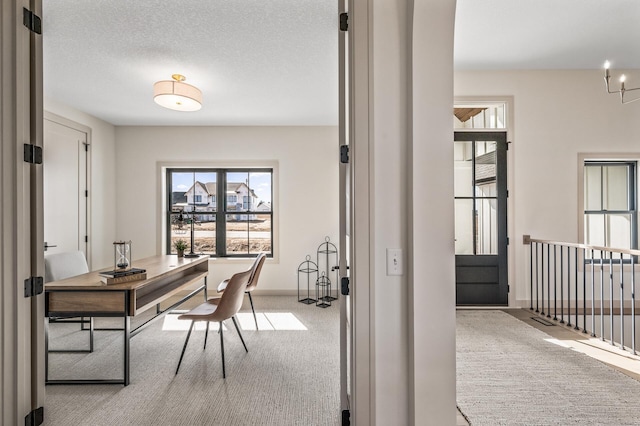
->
left=45, top=278, right=207, bottom=386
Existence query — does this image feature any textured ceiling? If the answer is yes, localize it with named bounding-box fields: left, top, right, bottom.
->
left=454, top=0, right=640, bottom=70
left=42, top=0, right=640, bottom=126
left=43, top=0, right=338, bottom=126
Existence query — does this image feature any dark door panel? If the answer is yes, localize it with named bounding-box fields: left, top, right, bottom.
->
left=456, top=283, right=505, bottom=305
left=455, top=264, right=498, bottom=283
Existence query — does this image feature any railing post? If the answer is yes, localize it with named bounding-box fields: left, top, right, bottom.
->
left=574, top=247, right=579, bottom=330
left=632, top=255, right=636, bottom=355
left=591, top=249, right=596, bottom=337
left=535, top=242, right=539, bottom=313
left=541, top=243, right=545, bottom=316
left=530, top=240, right=534, bottom=311
left=584, top=248, right=588, bottom=333
left=547, top=243, right=551, bottom=318
left=560, top=245, right=564, bottom=324
left=598, top=250, right=603, bottom=338
left=554, top=244, right=558, bottom=321
left=620, top=252, right=624, bottom=350
left=609, top=252, right=614, bottom=345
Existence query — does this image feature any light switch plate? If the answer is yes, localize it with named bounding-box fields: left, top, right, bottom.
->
left=386, top=248, right=403, bottom=276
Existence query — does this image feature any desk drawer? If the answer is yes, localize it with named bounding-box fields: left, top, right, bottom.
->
left=47, top=291, right=126, bottom=315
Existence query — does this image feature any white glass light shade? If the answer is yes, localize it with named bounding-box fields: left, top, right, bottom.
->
left=153, top=79, right=202, bottom=111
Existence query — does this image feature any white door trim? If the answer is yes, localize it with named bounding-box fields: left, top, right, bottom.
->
left=1, top=0, right=43, bottom=422
left=350, top=0, right=375, bottom=423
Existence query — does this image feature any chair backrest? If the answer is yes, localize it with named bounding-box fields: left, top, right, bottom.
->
left=246, top=253, right=266, bottom=292
left=44, top=251, right=89, bottom=283
left=213, top=269, right=253, bottom=321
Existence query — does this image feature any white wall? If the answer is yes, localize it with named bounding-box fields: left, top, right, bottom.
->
left=373, top=0, right=409, bottom=422
left=409, top=0, right=457, bottom=423
left=44, top=98, right=117, bottom=269
left=114, top=126, right=338, bottom=293
left=455, top=70, right=640, bottom=307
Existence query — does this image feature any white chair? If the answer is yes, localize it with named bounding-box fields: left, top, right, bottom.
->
left=44, top=251, right=89, bottom=282
left=44, top=251, right=93, bottom=351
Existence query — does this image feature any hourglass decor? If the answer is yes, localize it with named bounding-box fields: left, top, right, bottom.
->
left=99, top=240, right=147, bottom=284
left=113, top=240, right=132, bottom=271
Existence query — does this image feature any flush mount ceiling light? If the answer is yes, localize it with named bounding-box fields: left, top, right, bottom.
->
left=153, top=74, right=202, bottom=111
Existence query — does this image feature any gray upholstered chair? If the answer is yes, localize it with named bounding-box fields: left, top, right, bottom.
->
left=216, top=252, right=266, bottom=329
left=44, top=251, right=89, bottom=282
left=44, top=250, right=93, bottom=348
left=176, top=268, right=252, bottom=377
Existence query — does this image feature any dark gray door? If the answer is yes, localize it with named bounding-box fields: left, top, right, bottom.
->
left=454, top=132, right=508, bottom=305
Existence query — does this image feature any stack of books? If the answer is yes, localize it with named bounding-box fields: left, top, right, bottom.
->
left=99, top=268, right=147, bottom=285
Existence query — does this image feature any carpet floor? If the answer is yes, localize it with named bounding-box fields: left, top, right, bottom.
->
left=457, top=310, right=640, bottom=426
left=44, top=296, right=340, bottom=426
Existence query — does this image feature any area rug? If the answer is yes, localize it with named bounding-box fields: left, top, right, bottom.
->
left=45, top=296, right=340, bottom=426
left=457, top=310, right=640, bottom=426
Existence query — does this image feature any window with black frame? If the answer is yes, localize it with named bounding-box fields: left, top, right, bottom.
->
left=584, top=161, right=637, bottom=260
left=166, top=168, right=273, bottom=257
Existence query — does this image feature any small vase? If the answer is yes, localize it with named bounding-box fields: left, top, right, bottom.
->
left=177, top=249, right=184, bottom=258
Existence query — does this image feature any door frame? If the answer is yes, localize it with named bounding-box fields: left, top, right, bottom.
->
left=455, top=96, right=515, bottom=307
left=344, top=0, right=374, bottom=423
left=1, top=0, right=45, bottom=423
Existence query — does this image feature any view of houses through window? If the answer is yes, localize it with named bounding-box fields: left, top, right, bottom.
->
left=166, top=168, right=273, bottom=257
left=584, top=161, right=637, bottom=259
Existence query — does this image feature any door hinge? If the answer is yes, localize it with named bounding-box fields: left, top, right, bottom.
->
left=506, top=190, right=509, bottom=198
left=340, top=145, right=349, bottom=164
left=23, top=144, right=43, bottom=164
left=84, top=142, right=89, bottom=152
left=23, top=8, right=42, bottom=35
left=85, top=190, right=88, bottom=197
left=85, top=235, right=88, bottom=243
left=24, top=277, right=44, bottom=298
left=507, top=237, right=510, bottom=245
left=25, top=407, right=44, bottom=426
left=341, top=277, right=350, bottom=296
left=508, top=284, right=510, bottom=293
left=339, top=13, right=348, bottom=31
left=341, top=409, right=350, bottom=426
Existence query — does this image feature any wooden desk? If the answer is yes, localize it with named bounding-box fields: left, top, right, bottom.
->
left=45, top=255, right=209, bottom=386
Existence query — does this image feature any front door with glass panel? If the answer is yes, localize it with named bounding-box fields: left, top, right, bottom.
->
left=454, top=132, right=508, bottom=305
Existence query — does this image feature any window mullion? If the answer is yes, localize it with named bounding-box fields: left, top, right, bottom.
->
left=216, top=170, right=226, bottom=256
left=166, top=170, right=173, bottom=254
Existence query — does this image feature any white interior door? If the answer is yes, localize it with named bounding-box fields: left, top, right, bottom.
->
left=43, top=117, right=88, bottom=261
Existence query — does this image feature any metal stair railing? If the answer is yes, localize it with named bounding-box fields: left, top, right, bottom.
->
left=528, top=238, right=640, bottom=356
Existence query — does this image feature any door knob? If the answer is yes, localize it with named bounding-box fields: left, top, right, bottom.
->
left=44, top=242, right=57, bottom=251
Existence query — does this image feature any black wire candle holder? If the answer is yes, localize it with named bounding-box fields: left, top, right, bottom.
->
left=317, top=236, right=338, bottom=301
left=315, top=272, right=332, bottom=308
left=297, top=255, right=318, bottom=304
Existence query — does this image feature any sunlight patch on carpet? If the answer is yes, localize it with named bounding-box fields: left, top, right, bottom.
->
left=544, top=338, right=572, bottom=348
left=237, top=312, right=308, bottom=331
left=160, top=312, right=308, bottom=331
